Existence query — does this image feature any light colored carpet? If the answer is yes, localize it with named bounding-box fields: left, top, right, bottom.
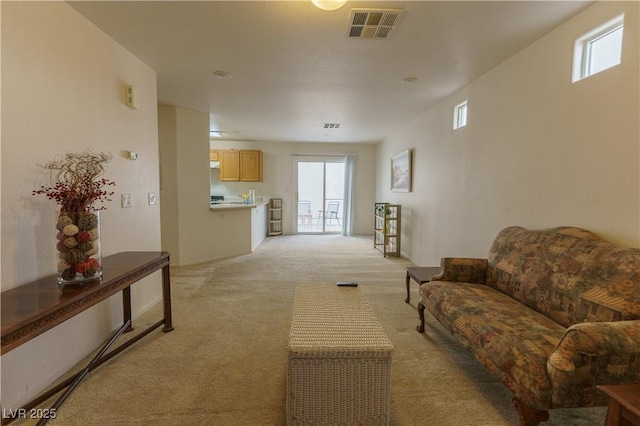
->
left=34, top=235, right=605, bottom=425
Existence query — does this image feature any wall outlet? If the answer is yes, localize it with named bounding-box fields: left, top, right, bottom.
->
left=148, top=193, right=157, bottom=205
left=121, top=193, right=132, bottom=208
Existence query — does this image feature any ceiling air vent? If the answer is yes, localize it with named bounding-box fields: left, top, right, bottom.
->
left=348, top=9, right=403, bottom=39
left=323, top=123, right=343, bottom=129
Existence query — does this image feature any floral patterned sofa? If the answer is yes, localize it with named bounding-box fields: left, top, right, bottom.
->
left=417, top=226, right=640, bottom=426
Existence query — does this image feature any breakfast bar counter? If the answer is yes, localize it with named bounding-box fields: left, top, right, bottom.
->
left=209, top=200, right=268, bottom=252
left=209, top=200, right=268, bottom=211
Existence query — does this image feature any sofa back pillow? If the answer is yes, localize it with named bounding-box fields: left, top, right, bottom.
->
left=486, top=226, right=640, bottom=327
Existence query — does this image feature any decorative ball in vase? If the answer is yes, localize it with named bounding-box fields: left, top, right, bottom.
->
left=56, top=210, right=102, bottom=284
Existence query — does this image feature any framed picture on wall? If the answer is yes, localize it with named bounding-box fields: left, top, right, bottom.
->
left=391, top=149, right=412, bottom=192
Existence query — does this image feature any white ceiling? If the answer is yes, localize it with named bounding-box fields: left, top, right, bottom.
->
left=69, top=1, right=592, bottom=144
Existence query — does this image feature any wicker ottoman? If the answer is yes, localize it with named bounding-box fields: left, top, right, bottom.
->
left=287, top=283, right=393, bottom=425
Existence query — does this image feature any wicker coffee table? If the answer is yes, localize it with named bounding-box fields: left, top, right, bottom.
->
left=287, top=283, right=394, bottom=425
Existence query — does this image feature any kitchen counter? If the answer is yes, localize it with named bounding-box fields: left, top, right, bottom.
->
left=209, top=200, right=269, bottom=252
left=209, top=200, right=268, bottom=211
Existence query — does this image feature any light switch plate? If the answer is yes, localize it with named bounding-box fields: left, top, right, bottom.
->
left=121, top=193, right=132, bottom=208
left=148, top=193, right=157, bottom=205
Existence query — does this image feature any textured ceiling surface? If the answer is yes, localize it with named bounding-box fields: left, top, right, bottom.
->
left=70, top=1, right=591, bottom=143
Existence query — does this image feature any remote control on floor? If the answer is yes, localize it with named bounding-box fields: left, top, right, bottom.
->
left=337, top=282, right=358, bottom=287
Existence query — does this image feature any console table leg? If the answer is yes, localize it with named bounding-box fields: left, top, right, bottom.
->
left=162, top=264, right=174, bottom=332
left=33, top=320, right=131, bottom=426
left=122, top=288, right=134, bottom=332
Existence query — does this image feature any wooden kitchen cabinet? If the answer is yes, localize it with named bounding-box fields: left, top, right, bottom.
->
left=219, top=150, right=241, bottom=181
left=209, top=149, right=219, bottom=161
left=219, top=149, right=262, bottom=182
left=240, top=150, right=263, bottom=182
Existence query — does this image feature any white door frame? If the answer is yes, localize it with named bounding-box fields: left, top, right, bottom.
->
left=292, top=155, right=345, bottom=234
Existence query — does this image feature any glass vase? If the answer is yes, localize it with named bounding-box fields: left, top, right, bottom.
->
left=56, top=210, right=102, bottom=285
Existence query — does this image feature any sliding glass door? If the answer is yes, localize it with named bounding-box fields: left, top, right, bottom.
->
left=294, top=156, right=345, bottom=234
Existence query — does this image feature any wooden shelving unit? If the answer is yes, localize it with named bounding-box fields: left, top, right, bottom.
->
left=269, top=198, right=283, bottom=236
left=374, top=202, right=401, bottom=257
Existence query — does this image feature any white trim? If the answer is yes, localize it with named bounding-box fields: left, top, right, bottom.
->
left=453, top=100, right=468, bottom=130
left=292, top=155, right=346, bottom=235
left=572, top=14, right=624, bottom=83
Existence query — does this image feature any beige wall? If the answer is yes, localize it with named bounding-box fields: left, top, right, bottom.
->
left=1, top=3, right=162, bottom=408
left=158, top=106, right=180, bottom=264
left=211, top=140, right=377, bottom=236
left=376, top=1, right=640, bottom=265
left=159, top=106, right=254, bottom=266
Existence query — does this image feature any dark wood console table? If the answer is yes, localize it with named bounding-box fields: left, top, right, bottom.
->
left=1, top=251, right=173, bottom=425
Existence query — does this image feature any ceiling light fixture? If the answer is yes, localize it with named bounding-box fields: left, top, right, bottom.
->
left=311, top=0, right=347, bottom=11
left=210, top=130, right=222, bottom=138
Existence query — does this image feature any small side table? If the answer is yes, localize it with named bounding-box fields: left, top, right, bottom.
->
left=598, top=384, right=640, bottom=426
left=405, top=266, right=441, bottom=303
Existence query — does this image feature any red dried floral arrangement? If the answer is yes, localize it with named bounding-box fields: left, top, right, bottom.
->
left=33, top=151, right=116, bottom=212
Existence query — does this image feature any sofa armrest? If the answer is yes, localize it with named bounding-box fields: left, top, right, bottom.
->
left=547, top=320, right=640, bottom=407
left=432, top=257, right=488, bottom=284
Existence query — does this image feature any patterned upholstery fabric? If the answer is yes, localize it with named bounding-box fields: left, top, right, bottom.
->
left=486, top=227, right=640, bottom=327
left=420, top=226, right=640, bottom=411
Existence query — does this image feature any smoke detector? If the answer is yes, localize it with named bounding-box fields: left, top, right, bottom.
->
left=348, top=9, right=404, bottom=39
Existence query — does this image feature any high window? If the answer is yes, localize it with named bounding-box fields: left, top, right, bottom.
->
left=453, top=101, right=468, bottom=130
left=572, top=14, right=624, bottom=82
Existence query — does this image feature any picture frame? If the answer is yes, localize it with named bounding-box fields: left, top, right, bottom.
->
left=391, top=149, right=412, bottom=192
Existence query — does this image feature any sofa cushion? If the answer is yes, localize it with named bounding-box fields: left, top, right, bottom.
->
left=420, top=281, right=566, bottom=409
left=486, top=226, right=640, bottom=328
